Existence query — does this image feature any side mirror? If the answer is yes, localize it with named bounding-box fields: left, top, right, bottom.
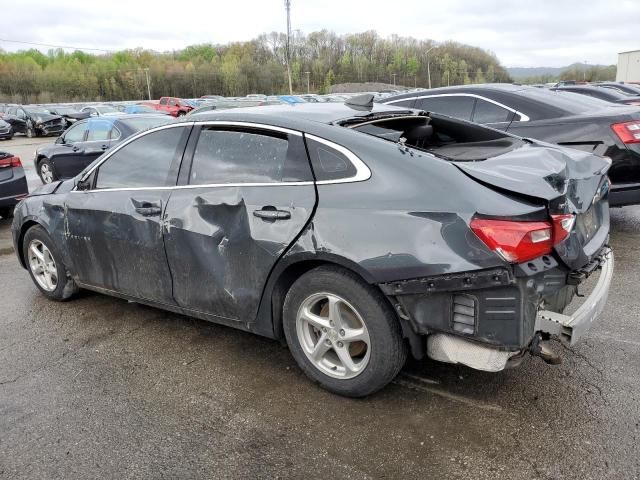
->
left=55, top=136, right=64, bottom=144
left=76, top=177, right=91, bottom=191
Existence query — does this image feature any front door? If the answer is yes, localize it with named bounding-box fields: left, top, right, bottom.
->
left=64, top=125, right=190, bottom=304
left=163, top=125, right=317, bottom=322
left=51, top=121, right=88, bottom=179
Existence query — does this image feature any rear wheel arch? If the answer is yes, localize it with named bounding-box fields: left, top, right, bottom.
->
left=264, top=255, right=387, bottom=342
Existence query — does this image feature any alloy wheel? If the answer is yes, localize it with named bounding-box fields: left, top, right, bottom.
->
left=296, top=292, right=371, bottom=379
left=40, top=162, right=54, bottom=183
left=27, top=239, right=58, bottom=292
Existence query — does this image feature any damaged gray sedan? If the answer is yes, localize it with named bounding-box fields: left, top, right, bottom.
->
left=11, top=97, right=613, bottom=396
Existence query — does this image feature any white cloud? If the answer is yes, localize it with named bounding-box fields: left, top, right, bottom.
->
left=2, top=0, right=638, bottom=67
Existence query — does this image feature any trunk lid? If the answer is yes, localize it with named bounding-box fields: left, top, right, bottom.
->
left=455, top=142, right=611, bottom=270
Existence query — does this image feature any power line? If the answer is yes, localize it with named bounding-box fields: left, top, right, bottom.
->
left=0, top=38, right=111, bottom=53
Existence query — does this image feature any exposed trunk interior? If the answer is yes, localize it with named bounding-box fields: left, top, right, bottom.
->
left=349, top=113, right=526, bottom=161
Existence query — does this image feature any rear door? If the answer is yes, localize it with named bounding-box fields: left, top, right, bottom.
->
left=163, top=123, right=317, bottom=323
left=64, top=125, right=190, bottom=303
left=5, top=107, right=27, bottom=134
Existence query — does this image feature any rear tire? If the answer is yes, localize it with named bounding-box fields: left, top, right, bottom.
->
left=283, top=266, right=407, bottom=397
left=23, top=225, right=79, bottom=301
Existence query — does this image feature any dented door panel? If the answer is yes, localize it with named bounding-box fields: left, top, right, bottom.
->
left=64, top=189, right=176, bottom=304
left=163, top=185, right=316, bottom=322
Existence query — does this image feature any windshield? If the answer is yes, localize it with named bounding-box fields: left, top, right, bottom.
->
left=121, top=116, right=173, bottom=131
left=515, top=88, right=627, bottom=114
left=96, top=105, right=118, bottom=114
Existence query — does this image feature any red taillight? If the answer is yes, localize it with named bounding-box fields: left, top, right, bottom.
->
left=471, top=214, right=576, bottom=264
left=0, top=155, right=21, bottom=168
left=470, top=218, right=553, bottom=263
left=611, top=121, right=640, bottom=144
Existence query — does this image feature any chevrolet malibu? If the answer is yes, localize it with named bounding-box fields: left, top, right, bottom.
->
left=11, top=97, right=614, bottom=396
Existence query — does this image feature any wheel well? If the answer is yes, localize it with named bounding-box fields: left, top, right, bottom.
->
left=16, top=220, right=40, bottom=268
left=269, top=259, right=426, bottom=359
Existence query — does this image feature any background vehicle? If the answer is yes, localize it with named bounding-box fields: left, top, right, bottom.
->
left=2, top=105, right=65, bottom=137
left=383, top=84, right=640, bottom=207
left=0, top=151, right=28, bottom=218
left=594, top=82, right=640, bottom=96
left=0, top=119, right=13, bottom=140
left=123, top=104, right=171, bottom=115
left=47, top=106, right=90, bottom=127
left=12, top=101, right=612, bottom=396
left=34, top=115, right=171, bottom=183
left=145, top=97, right=193, bottom=117
left=551, top=85, right=640, bottom=106
left=80, top=105, right=121, bottom=117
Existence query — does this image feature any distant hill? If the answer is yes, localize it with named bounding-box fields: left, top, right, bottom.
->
left=507, top=63, right=610, bottom=79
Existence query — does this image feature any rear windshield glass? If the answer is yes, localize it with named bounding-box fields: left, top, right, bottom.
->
left=515, top=88, right=625, bottom=114
left=121, top=116, right=173, bottom=132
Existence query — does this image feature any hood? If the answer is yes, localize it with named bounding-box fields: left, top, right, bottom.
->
left=32, top=113, right=62, bottom=123
left=454, top=142, right=611, bottom=214
left=29, top=178, right=75, bottom=196
left=63, top=112, right=90, bottom=120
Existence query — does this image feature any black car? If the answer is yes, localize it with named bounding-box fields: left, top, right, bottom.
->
left=0, top=151, right=28, bottom=219
left=11, top=99, right=613, bottom=396
left=594, top=82, right=640, bottom=96
left=34, top=114, right=172, bottom=184
left=551, top=85, right=640, bottom=106
left=0, top=118, right=13, bottom=140
left=47, top=105, right=90, bottom=128
left=2, top=105, right=65, bottom=137
left=382, top=84, right=640, bottom=207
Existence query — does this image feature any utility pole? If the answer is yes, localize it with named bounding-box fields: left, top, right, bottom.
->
left=284, top=0, right=293, bottom=95
left=392, top=73, right=397, bottom=87
left=584, top=60, right=588, bottom=81
left=144, top=68, right=151, bottom=100
left=425, top=45, right=436, bottom=89
left=305, top=71, right=310, bottom=94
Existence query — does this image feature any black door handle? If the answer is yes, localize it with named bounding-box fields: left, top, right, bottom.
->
left=135, top=206, right=162, bottom=216
left=253, top=208, right=291, bottom=220
left=72, top=146, right=80, bottom=152
left=100, top=144, right=108, bottom=150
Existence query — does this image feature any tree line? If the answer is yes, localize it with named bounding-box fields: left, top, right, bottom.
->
left=0, top=30, right=513, bottom=103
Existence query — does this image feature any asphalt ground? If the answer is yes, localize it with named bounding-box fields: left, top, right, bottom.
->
left=0, top=135, right=639, bottom=479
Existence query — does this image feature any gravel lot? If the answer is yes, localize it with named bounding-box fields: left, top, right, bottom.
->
left=0, top=135, right=639, bottom=479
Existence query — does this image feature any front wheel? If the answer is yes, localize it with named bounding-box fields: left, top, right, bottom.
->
left=283, top=266, right=407, bottom=397
left=23, top=225, right=78, bottom=301
left=26, top=122, right=36, bottom=138
left=38, top=158, right=57, bottom=184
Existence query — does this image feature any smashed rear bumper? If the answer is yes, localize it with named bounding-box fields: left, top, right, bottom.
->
left=535, top=249, right=613, bottom=345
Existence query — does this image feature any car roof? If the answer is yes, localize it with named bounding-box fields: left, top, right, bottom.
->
left=190, top=101, right=412, bottom=125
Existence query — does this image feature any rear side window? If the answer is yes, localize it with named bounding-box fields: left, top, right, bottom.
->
left=86, top=119, right=112, bottom=141
left=95, top=126, right=187, bottom=189
left=306, top=138, right=357, bottom=181
left=189, top=128, right=312, bottom=184
left=472, top=99, right=515, bottom=124
left=415, top=96, right=475, bottom=121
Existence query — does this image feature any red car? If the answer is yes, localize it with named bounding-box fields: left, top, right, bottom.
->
left=145, top=97, right=193, bottom=117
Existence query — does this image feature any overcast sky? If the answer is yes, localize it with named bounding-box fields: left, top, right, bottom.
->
left=2, top=0, right=638, bottom=68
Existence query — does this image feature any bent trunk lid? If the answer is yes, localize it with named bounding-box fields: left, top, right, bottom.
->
left=455, top=143, right=611, bottom=269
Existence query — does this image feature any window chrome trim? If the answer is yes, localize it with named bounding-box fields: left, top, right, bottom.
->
left=73, top=120, right=371, bottom=193
left=305, top=134, right=371, bottom=184
left=386, top=93, right=530, bottom=122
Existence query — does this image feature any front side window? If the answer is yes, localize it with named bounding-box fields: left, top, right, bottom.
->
left=472, top=99, right=515, bottom=124
left=63, top=122, right=87, bottom=143
left=415, top=96, right=475, bottom=121
left=189, top=128, right=312, bottom=185
left=95, top=127, right=187, bottom=189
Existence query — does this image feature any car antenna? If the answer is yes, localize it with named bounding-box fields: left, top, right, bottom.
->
left=345, top=94, right=374, bottom=109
